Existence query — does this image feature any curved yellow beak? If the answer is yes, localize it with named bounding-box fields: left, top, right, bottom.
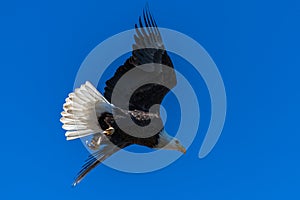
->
left=178, top=145, right=186, bottom=154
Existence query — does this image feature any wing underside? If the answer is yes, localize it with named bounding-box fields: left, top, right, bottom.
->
left=104, top=7, right=177, bottom=113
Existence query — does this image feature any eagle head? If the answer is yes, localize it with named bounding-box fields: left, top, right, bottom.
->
left=155, top=130, right=186, bottom=154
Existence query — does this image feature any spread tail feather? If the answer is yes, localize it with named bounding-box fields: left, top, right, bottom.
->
left=60, top=81, right=112, bottom=140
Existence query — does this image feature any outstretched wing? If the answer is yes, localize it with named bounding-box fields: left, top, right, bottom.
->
left=104, top=7, right=177, bottom=113
left=72, top=142, right=128, bottom=186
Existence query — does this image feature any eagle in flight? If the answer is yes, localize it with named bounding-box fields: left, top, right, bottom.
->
left=60, top=7, right=186, bottom=186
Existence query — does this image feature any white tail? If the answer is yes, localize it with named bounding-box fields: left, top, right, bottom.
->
left=60, top=81, right=112, bottom=140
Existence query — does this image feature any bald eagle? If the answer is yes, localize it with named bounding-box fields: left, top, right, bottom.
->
left=60, top=7, right=186, bottom=186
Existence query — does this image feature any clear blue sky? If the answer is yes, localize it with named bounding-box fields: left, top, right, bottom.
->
left=1, top=0, right=299, bottom=199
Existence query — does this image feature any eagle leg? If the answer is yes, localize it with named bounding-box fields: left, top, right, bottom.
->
left=86, top=134, right=102, bottom=150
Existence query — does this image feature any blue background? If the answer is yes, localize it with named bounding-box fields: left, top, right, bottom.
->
left=1, top=0, right=299, bottom=199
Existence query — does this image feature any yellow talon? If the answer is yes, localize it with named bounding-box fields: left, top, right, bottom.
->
left=103, top=127, right=115, bottom=136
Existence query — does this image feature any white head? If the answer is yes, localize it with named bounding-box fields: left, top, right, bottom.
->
left=155, top=130, right=186, bottom=154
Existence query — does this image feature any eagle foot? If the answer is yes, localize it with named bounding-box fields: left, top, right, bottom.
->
left=103, top=127, right=115, bottom=136
left=87, top=142, right=99, bottom=150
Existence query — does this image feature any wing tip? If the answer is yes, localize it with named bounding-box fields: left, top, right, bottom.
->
left=72, top=180, right=80, bottom=187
